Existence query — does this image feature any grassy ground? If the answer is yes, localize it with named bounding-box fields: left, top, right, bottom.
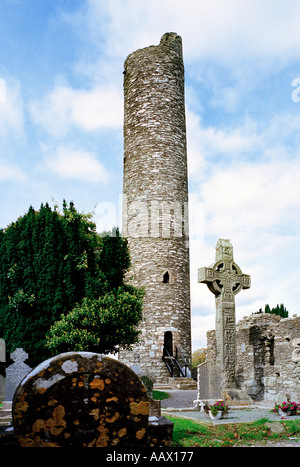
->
left=168, top=416, right=300, bottom=447
left=153, top=389, right=300, bottom=447
left=152, top=390, right=170, bottom=401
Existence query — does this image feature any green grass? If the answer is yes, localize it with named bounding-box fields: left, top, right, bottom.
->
left=152, top=390, right=170, bottom=400
left=168, top=416, right=300, bottom=447
left=285, top=419, right=300, bottom=436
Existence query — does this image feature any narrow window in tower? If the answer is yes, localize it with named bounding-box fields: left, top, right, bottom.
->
left=148, top=206, right=151, bottom=236
left=163, top=271, right=170, bottom=284
left=170, top=209, right=175, bottom=237
left=159, top=209, right=162, bottom=237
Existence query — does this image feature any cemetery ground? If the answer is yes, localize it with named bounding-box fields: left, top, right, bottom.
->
left=1, top=391, right=300, bottom=448
left=1, top=414, right=300, bottom=449
left=168, top=415, right=300, bottom=447
left=156, top=391, right=300, bottom=447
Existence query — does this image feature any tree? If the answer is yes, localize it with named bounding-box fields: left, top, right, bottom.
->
left=98, top=227, right=131, bottom=289
left=264, top=303, right=288, bottom=318
left=46, top=286, right=144, bottom=355
left=264, top=304, right=271, bottom=314
left=191, top=348, right=207, bottom=368
left=0, top=202, right=143, bottom=365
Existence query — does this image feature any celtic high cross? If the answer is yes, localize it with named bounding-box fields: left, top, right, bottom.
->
left=198, top=239, right=251, bottom=389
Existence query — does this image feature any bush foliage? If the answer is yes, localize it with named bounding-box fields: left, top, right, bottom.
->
left=0, top=201, right=143, bottom=365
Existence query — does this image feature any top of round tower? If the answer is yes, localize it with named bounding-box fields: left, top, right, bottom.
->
left=160, top=32, right=182, bottom=55
left=160, top=32, right=182, bottom=46
left=124, top=32, right=183, bottom=68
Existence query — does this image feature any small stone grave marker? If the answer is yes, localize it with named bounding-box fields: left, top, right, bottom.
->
left=197, top=360, right=221, bottom=401
left=0, top=376, right=5, bottom=403
left=0, top=338, right=5, bottom=362
left=5, top=348, right=32, bottom=401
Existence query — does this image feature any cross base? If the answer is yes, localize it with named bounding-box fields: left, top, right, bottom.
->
left=221, top=388, right=253, bottom=406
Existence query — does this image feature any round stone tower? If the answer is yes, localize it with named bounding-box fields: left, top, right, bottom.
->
left=120, top=33, right=191, bottom=383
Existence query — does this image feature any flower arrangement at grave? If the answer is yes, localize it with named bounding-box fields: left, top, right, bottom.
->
left=209, top=401, right=229, bottom=417
left=274, top=401, right=300, bottom=417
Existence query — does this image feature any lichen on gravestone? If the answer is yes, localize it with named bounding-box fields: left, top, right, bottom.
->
left=12, top=352, right=150, bottom=447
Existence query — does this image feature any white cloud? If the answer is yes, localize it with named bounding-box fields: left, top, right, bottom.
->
left=44, top=146, right=109, bottom=183
left=201, top=160, right=300, bottom=237
left=82, top=0, right=300, bottom=66
left=186, top=110, right=262, bottom=181
left=186, top=103, right=300, bottom=348
left=95, top=201, right=119, bottom=233
left=0, top=78, right=26, bottom=183
left=0, top=78, right=24, bottom=136
left=0, top=159, right=26, bottom=182
left=0, top=78, right=6, bottom=103
left=194, top=116, right=257, bottom=157
left=191, top=313, right=215, bottom=352
left=30, top=85, right=123, bottom=137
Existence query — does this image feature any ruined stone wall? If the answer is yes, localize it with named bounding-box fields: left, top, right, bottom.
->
left=207, top=314, right=300, bottom=402
left=207, top=313, right=300, bottom=402
left=206, top=330, right=217, bottom=364
left=119, top=33, right=191, bottom=382
left=236, top=314, right=300, bottom=402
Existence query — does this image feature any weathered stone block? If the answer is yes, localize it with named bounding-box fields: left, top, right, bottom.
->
left=197, top=360, right=221, bottom=400
left=265, top=422, right=286, bottom=434
left=221, top=389, right=253, bottom=405
left=12, top=352, right=150, bottom=447
left=147, top=416, right=173, bottom=447
left=0, top=338, right=5, bottom=362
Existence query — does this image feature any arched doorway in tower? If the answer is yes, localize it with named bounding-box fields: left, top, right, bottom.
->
left=163, top=331, right=173, bottom=357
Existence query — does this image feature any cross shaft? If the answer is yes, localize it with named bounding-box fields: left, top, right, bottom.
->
left=198, top=239, right=251, bottom=389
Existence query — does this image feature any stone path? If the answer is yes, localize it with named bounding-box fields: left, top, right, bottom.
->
left=161, top=390, right=300, bottom=424
left=160, top=390, right=198, bottom=409
left=163, top=405, right=300, bottom=425
left=0, top=402, right=12, bottom=427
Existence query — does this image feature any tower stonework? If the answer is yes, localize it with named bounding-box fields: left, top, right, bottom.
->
left=119, top=33, right=191, bottom=382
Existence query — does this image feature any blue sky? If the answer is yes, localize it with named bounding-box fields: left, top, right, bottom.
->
left=1, top=0, right=300, bottom=350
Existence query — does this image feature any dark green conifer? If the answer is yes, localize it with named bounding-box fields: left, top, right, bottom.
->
left=0, top=201, right=142, bottom=365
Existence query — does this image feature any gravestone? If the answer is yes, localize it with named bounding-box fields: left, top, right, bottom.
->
left=0, top=376, right=5, bottom=403
left=130, top=353, right=160, bottom=417
left=198, top=239, right=253, bottom=404
left=12, top=351, right=172, bottom=447
left=5, top=348, right=32, bottom=401
left=0, top=338, right=5, bottom=362
left=131, top=353, right=154, bottom=398
left=0, top=339, right=6, bottom=402
left=197, top=360, right=221, bottom=401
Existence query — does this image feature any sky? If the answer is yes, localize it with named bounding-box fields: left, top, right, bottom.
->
left=1, top=0, right=300, bottom=352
